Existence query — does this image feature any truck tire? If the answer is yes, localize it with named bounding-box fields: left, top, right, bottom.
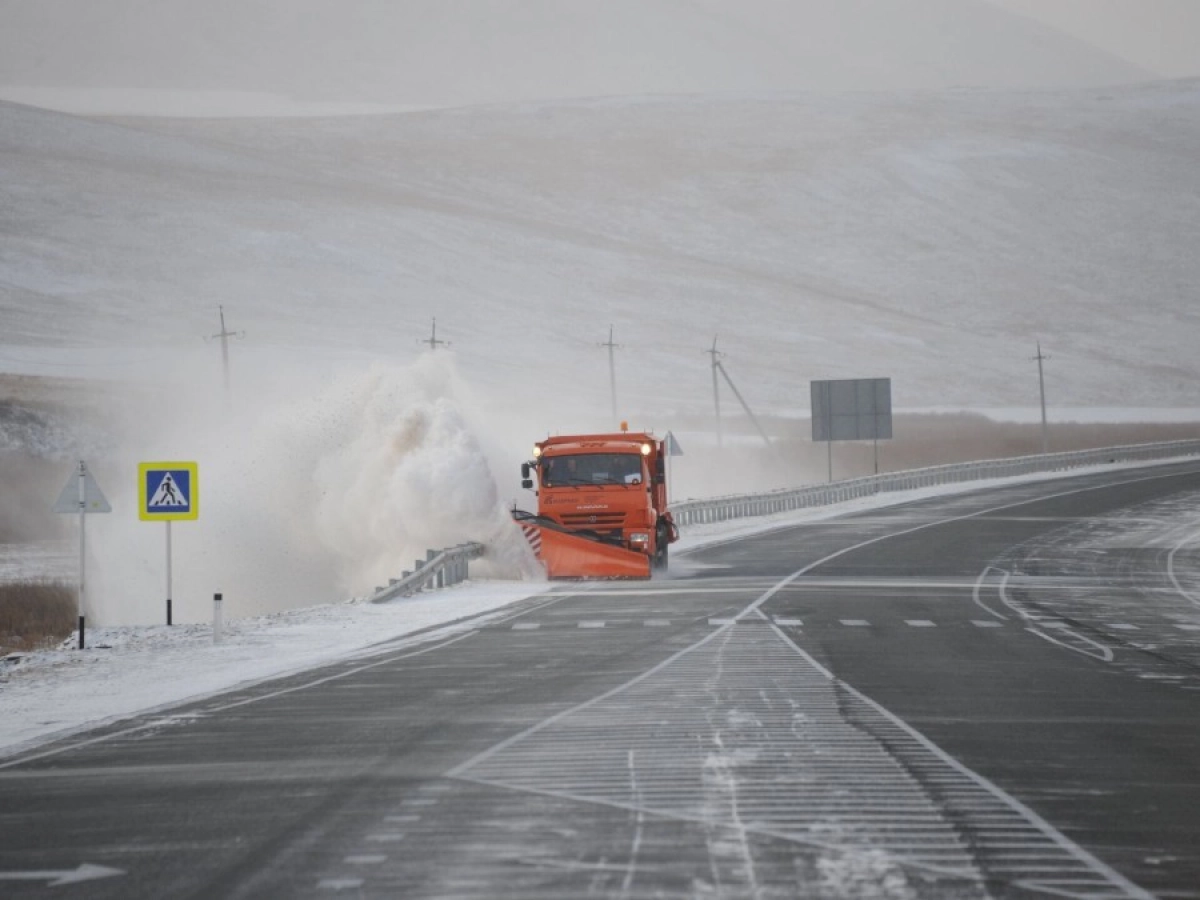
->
left=654, top=523, right=670, bottom=571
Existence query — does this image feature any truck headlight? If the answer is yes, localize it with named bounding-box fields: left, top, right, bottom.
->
left=629, top=532, right=650, bottom=546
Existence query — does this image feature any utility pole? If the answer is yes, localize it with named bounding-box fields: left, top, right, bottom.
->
left=422, top=318, right=449, bottom=351
left=206, top=306, right=244, bottom=406
left=715, top=360, right=772, bottom=446
left=599, top=325, right=621, bottom=420
left=708, top=336, right=723, bottom=448
left=1033, top=341, right=1050, bottom=454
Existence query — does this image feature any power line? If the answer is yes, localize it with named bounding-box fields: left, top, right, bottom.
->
left=1032, top=340, right=1050, bottom=453
left=707, top=335, right=772, bottom=448
left=707, top=336, right=724, bottom=447
left=421, top=317, right=450, bottom=351
left=599, top=325, right=621, bottom=420
left=205, top=305, right=244, bottom=405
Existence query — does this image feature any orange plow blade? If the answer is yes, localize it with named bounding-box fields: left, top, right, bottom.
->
left=514, top=512, right=651, bottom=579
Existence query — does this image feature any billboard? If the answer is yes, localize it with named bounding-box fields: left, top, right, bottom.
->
left=811, top=378, right=892, bottom=442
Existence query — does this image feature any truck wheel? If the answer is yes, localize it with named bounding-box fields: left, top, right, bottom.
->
left=654, top=524, right=670, bottom=571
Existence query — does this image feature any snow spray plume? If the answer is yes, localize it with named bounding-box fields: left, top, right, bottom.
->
left=91, top=351, right=535, bottom=625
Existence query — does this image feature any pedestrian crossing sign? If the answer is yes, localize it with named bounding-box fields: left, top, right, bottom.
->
left=139, top=461, right=199, bottom=521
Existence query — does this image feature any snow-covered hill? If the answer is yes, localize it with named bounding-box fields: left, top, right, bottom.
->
left=3, top=82, right=1198, bottom=415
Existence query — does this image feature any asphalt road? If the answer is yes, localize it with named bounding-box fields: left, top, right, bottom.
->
left=2, top=462, right=1200, bottom=898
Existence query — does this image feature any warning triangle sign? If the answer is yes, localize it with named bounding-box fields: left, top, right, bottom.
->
left=665, top=431, right=684, bottom=457
left=53, top=463, right=112, bottom=514
left=149, top=472, right=189, bottom=507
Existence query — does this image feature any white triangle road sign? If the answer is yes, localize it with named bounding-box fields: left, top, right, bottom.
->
left=665, top=431, right=684, bottom=457
left=148, top=472, right=189, bottom=508
left=53, top=463, right=112, bottom=514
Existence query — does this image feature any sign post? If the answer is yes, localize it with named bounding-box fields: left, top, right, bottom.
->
left=53, top=461, right=111, bottom=649
left=138, top=462, right=199, bottom=625
left=811, top=378, right=893, bottom=482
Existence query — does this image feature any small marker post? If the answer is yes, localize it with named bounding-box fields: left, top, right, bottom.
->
left=77, top=462, right=86, bottom=649
left=213, top=593, right=223, bottom=644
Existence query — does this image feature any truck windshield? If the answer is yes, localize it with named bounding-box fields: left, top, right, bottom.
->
left=543, top=453, right=643, bottom=487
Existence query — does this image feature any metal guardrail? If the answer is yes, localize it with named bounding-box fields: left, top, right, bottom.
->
left=370, top=542, right=485, bottom=604
left=670, top=440, right=1200, bottom=528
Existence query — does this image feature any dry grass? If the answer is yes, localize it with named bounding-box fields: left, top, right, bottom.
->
left=0, top=580, right=75, bottom=655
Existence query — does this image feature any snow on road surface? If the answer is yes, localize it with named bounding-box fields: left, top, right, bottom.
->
left=3, top=457, right=1195, bottom=760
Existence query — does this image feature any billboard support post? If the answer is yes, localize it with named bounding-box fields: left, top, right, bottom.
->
left=811, top=378, right=893, bottom=482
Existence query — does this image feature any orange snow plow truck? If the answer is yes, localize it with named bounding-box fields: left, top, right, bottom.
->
left=513, top=426, right=678, bottom=578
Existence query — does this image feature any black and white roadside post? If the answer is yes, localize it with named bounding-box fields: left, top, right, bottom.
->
left=138, top=462, right=200, bottom=626
left=53, top=461, right=111, bottom=649
left=213, top=593, right=223, bottom=644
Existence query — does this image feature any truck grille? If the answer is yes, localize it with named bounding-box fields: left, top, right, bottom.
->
left=561, top=512, right=626, bottom=529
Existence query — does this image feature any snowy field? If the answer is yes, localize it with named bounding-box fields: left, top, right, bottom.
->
left=3, top=456, right=1197, bottom=761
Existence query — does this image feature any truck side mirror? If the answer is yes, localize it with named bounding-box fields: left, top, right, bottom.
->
left=654, top=457, right=665, bottom=484
left=521, top=479, right=534, bottom=489
left=521, top=462, right=531, bottom=479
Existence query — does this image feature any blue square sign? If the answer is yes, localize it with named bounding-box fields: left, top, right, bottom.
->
left=139, top=461, right=199, bottom=521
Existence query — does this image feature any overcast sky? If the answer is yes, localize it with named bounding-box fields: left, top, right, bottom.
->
left=0, top=0, right=1196, bottom=116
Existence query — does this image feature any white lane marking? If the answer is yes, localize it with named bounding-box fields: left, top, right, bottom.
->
left=1175, top=624, right=1200, bottom=631
left=906, top=620, right=936, bottom=627
left=769, top=626, right=1155, bottom=900
left=1166, top=528, right=1200, bottom=608
left=318, top=878, right=364, bottom=890
left=546, top=586, right=761, bottom=596
left=996, top=576, right=1115, bottom=663
left=512, top=622, right=541, bottom=630
left=971, top=620, right=1004, bottom=628
left=365, top=832, right=405, bottom=843
left=400, top=797, right=439, bottom=807
left=708, top=617, right=736, bottom=626
left=619, top=749, right=645, bottom=900
left=773, top=617, right=803, bottom=626
left=644, top=619, right=671, bottom=627
left=840, top=619, right=871, bottom=627
left=972, top=567, right=1011, bottom=620
left=1108, top=624, right=1139, bottom=631
left=384, top=814, right=421, bottom=823
left=578, top=620, right=606, bottom=629
left=344, top=855, right=386, bottom=864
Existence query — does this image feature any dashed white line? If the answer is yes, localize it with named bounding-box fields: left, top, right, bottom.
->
left=643, top=619, right=671, bottom=627
left=840, top=619, right=871, bottom=627
left=318, top=878, right=364, bottom=891
left=578, top=621, right=606, bottom=629
left=905, top=620, right=936, bottom=628
left=971, top=620, right=1004, bottom=628
left=343, top=855, right=386, bottom=864
left=512, top=622, right=541, bottom=630
left=365, top=832, right=406, bottom=843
